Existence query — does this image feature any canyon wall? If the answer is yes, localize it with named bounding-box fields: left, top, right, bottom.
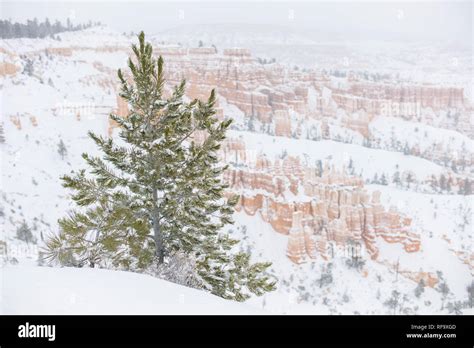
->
left=222, top=139, right=421, bottom=264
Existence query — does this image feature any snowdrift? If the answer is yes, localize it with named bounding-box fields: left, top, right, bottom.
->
left=1, top=266, right=263, bottom=314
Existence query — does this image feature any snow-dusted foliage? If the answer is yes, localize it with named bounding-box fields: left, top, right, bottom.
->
left=41, top=32, right=276, bottom=301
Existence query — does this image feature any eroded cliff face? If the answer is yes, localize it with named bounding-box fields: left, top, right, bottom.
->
left=5, top=36, right=471, bottom=143
left=221, top=139, right=421, bottom=264
left=152, top=47, right=471, bottom=138
left=104, top=46, right=472, bottom=170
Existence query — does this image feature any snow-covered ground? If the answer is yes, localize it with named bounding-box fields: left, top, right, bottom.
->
left=0, top=266, right=263, bottom=314
left=230, top=212, right=470, bottom=315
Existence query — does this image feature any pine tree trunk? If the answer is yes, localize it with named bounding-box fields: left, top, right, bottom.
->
left=152, top=189, right=164, bottom=264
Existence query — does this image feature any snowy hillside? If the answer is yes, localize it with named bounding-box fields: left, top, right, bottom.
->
left=1, top=26, right=472, bottom=315
left=1, top=266, right=262, bottom=314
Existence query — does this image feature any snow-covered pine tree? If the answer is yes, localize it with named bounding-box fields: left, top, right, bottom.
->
left=384, top=290, right=400, bottom=315
left=23, top=58, right=34, bottom=76
left=392, top=170, right=401, bottom=186
left=16, top=221, right=36, bottom=244
left=44, top=32, right=276, bottom=301
left=467, top=281, right=474, bottom=308
left=0, top=123, right=5, bottom=143
left=57, top=139, right=67, bottom=160
left=414, top=278, right=425, bottom=298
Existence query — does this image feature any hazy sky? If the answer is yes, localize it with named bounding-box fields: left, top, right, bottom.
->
left=1, top=1, right=472, bottom=43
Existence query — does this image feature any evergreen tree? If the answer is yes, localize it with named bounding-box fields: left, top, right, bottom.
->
left=392, top=170, right=401, bottom=186
left=437, top=272, right=450, bottom=310
left=405, top=172, right=414, bottom=189
left=446, top=301, right=463, bottom=315
left=0, top=18, right=99, bottom=39
left=247, top=115, right=255, bottom=132
left=372, top=173, right=379, bottom=184
left=318, top=263, right=333, bottom=288
left=430, top=175, right=438, bottom=192
left=384, top=290, right=400, bottom=315
left=439, top=175, right=446, bottom=192
left=459, top=179, right=472, bottom=195
left=57, top=139, right=67, bottom=160
left=446, top=177, right=452, bottom=193
left=467, top=280, right=474, bottom=308
left=0, top=123, right=5, bottom=144
left=347, top=157, right=354, bottom=175
left=16, top=221, right=36, bottom=244
left=403, top=142, right=410, bottom=155
left=44, top=32, right=276, bottom=301
left=23, top=58, right=34, bottom=76
left=451, top=162, right=457, bottom=173
left=315, top=160, right=323, bottom=177
left=414, top=278, right=425, bottom=298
